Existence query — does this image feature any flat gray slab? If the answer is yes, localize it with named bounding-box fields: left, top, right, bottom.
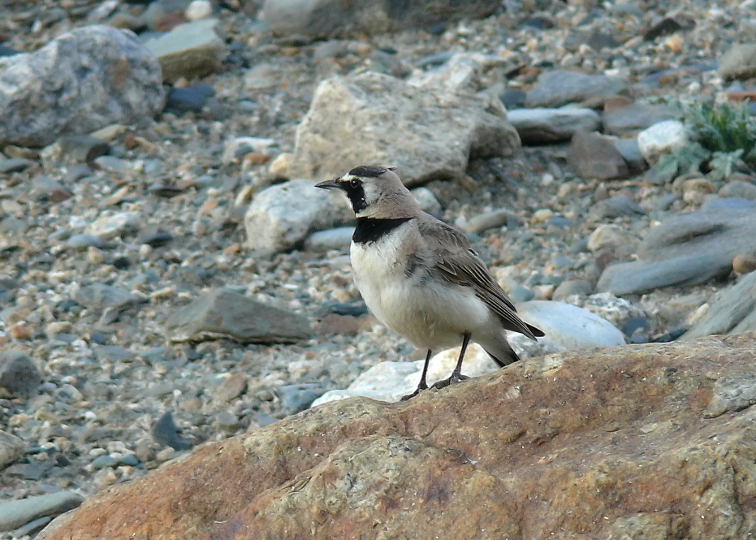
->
left=0, top=492, right=84, bottom=532
left=164, top=288, right=313, bottom=344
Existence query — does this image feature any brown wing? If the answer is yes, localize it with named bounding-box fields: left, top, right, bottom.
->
left=418, top=218, right=544, bottom=341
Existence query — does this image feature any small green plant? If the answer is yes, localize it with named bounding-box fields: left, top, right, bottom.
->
left=682, top=101, right=756, bottom=159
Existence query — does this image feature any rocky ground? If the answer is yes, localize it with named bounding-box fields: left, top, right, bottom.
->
left=0, top=0, right=756, bottom=537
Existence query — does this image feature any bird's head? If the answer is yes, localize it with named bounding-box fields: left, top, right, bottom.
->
left=315, top=165, right=418, bottom=219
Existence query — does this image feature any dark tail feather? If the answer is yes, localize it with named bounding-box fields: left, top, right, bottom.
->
left=527, top=323, right=545, bottom=338
left=485, top=342, right=520, bottom=368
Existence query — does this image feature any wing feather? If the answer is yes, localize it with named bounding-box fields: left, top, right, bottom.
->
left=419, top=218, right=544, bottom=341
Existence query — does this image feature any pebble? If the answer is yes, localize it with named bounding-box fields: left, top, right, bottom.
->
left=86, top=211, right=141, bottom=239
left=637, top=120, right=689, bottom=165
left=152, top=411, right=192, bottom=451
left=0, top=431, right=24, bottom=468
left=507, top=107, right=600, bottom=144
left=304, top=227, right=355, bottom=252
left=0, top=351, right=42, bottom=397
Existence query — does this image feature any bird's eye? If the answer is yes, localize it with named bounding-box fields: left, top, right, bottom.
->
left=350, top=179, right=360, bottom=188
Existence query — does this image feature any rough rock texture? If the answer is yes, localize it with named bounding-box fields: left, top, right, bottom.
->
left=569, top=130, right=630, bottom=180
left=260, top=0, right=500, bottom=41
left=683, top=271, right=756, bottom=340
left=285, top=71, right=521, bottom=186
left=718, top=43, right=756, bottom=81
left=0, top=25, right=164, bottom=147
left=164, top=287, right=314, bottom=343
left=598, top=209, right=756, bottom=295
left=143, top=18, right=224, bottom=84
left=244, top=179, right=348, bottom=252
left=38, top=333, right=756, bottom=540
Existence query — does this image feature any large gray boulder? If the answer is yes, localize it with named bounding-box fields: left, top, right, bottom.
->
left=283, top=69, right=520, bottom=186
left=0, top=25, right=164, bottom=147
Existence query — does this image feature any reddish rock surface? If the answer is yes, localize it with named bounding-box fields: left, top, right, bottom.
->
left=40, top=333, right=756, bottom=539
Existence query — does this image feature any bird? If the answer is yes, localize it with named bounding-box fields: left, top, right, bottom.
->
left=315, top=165, right=544, bottom=400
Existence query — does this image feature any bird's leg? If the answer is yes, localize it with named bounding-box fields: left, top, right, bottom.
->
left=401, top=349, right=432, bottom=401
left=432, top=333, right=472, bottom=390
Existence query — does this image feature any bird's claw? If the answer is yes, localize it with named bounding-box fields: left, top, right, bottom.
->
left=431, top=372, right=469, bottom=390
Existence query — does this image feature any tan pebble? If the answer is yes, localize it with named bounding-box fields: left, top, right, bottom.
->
left=150, top=287, right=174, bottom=300
left=268, top=153, right=292, bottom=176
left=532, top=209, right=554, bottom=223
left=223, top=243, right=241, bottom=255
left=10, top=323, right=32, bottom=340
left=733, top=254, right=756, bottom=274
left=243, top=152, right=270, bottom=166
left=682, top=178, right=714, bottom=205
left=87, top=246, right=105, bottom=265
left=201, top=198, right=218, bottom=214
left=46, top=321, right=73, bottom=337
left=665, top=33, right=683, bottom=53
left=139, top=244, right=153, bottom=259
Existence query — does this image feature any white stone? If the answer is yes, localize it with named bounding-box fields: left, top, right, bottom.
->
left=304, top=227, right=354, bottom=252
left=312, top=338, right=563, bottom=405
left=637, top=120, right=689, bottom=165
left=581, top=292, right=646, bottom=328
left=185, top=0, right=212, bottom=21
left=244, top=180, right=349, bottom=252
left=86, top=211, right=141, bottom=240
left=515, top=300, right=626, bottom=350
left=410, top=187, right=442, bottom=216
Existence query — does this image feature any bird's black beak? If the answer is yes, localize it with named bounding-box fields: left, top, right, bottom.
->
left=315, top=179, right=342, bottom=191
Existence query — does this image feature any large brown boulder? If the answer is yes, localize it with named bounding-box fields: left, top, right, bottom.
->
left=40, top=333, right=756, bottom=539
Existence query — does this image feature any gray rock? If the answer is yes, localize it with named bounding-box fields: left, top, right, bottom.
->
left=90, top=455, right=118, bottom=469
left=637, top=120, right=690, bottom=165
left=74, top=284, right=143, bottom=310
left=569, top=131, right=629, bottom=180
left=462, top=208, right=519, bottom=234
left=244, top=180, right=348, bottom=253
left=524, top=70, right=628, bottom=108
left=587, top=224, right=639, bottom=258
left=56, top=135, right=110, bottom=162
left=552, top=279, right=593, bottom=301
left=0, top=158, right=34, bottom=174
left=151, top=411, right=192, bottom=451
left=719, top=180, right=756, bottom=201
left=596, top=254, right=734, bottom=296
left=143, top=18, right=225, bottom=84
left=304, top=227, right=354, bottom=252
left=702, top=197, right=756, bottom=211
left=515, top=300, right=626, bottom=350
left=718, top=43, right=756, bottom=81
left=587, top=195, right=645, bottom=222
left=639, top=209, right=756, bottom=263
left=507, top=107, right=600, bottom=144
left=285, top=70, right=520, bottom=186
left=0, top=26, right=164, bottom=147
left=277, top=384, right=323, bottom=415
left=85, top=211, right=141, bottom=239
left=261, top=0, right=499, bottom=40
left=613, top=137, right=647, bottom=173
left=66, top=234, right=104, bottom=250
left=30, top=176, right=72, bottom=201
left=682, top=271, right=756, bottom=340
left=0, top=430, right=24, bottom=468
left=0, top=351, right=41, bottom=397
left=603, top=103, right=675, bottom=136
left=0, top=492, right=84, bottom=532
left=164, top=288, right=313, bottom=343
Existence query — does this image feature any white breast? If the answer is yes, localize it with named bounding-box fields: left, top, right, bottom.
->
left=350, top=227, right=491, bottom=351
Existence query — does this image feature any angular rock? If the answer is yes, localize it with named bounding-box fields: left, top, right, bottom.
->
left=303, top=227, right=354, bottom=252
left=85, top=211, right=141, bottom=239
left=569, top=131, right=629, bottom=180
left=719, top=43, right=756, bottom=81
left=603, top=103, right=675, bottom=136
left=244, top=180, right=348, bottom=253
left=525, top=70, right=628, bottom=108
left=143, top=18, right=224, bottom=84
left=587, top=224, right=639, bottom=259
left=152, top=411, right=192, bottom=451
left=637, top=120, right=690, bottom=165
left=613, top=137, right=647, bottom=173
left=260, top=0, right=499, bottom=40
left=0, top=492, right=84, bottom=533
left=0, top=430, right=24, bottom=468
left=164, top=288, right=313, bottom=343
left=516, top=300, right=625, bottom=350
left=0, top=26, right=164, bottom=147
left=0, top=351, right=41, bottom=397
left=37, top=334, right=756, bottom=540
left=682, top=271, right=756, bottom=340
left=285, top=71, right=520, bottom=186
left=74, top=284, right=143, bottom=310
left=507, top=107, right=600, bottom=144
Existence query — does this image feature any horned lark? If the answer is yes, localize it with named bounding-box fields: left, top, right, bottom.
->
left=316, top=166, right=544, bottom=400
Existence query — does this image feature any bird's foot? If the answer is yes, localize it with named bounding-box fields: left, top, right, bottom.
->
left=431, top=372, right=469, bottom=390
left=400, top=381, right=428, bottom=401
